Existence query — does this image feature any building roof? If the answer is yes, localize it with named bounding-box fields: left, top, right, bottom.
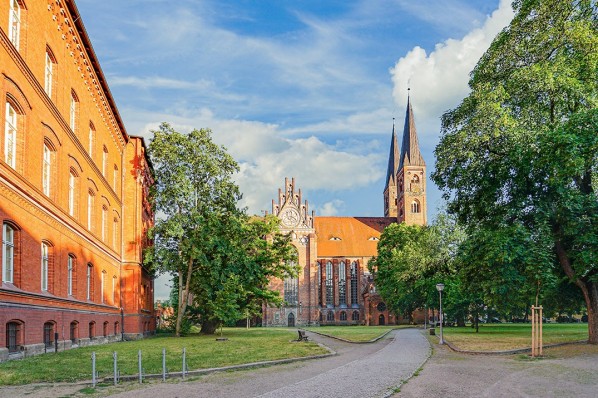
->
left=314, top=217, right=395, bottom=258
left=398, top=97, right=426, bottom=169
left=384, top=121, right=399, bottom=191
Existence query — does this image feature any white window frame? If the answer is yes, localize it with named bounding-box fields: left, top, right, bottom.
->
left=88, top=124, right=94, bottom=157
left=100, top=270, right=106, bottom=304
left=112, top=275, right=117, bottom=304
left=41, top=243, right=49, bottom=291
left=45, top=51, right=54, bottom=97
left=102, top=147, right=108, bottom=176
left=87, top=191, right=94, bottom=230
left=42, top=143, right=51, bottom=196
left=113, top=216, right=118, bottom=249
left=101, top=206, right=107, bottom=241
left=8, top=0, right=21, bottom=50
left=69, top=92, right=77, bottom=132
left=86, top=264, right=92, bottom=300
left=2, top=223, right=15, bottom=283
left=68, top=171, right=76, bottom=216
left=67, top=255, right=74, bottom=296
left=5, top=102, right=17, bottom=168
left=113, top=165, right=118, bottom=191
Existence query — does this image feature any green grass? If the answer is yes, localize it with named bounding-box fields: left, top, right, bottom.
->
left=441, top=323, right=588, bottom=351
left=304, top=325, right=407, bottom=342
left=0, top=328, right=328, bottom=386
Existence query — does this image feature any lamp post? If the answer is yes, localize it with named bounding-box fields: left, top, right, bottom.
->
left=436, top=283, right=445, bottom=345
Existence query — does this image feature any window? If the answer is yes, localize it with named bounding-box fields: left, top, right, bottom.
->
left=326, top=311, right=334, bottom=322
left=8, top=0, right=21, bottom=50
left=70, top=321, right=78, bottom=343
left=4, top=102, right=17, bottom=168
left=112, top=275, right=117, bottom=305
left=43, top=322, right=54, bottom=348
left=352, top=311, right=360, bottom=321
left=102, top=146, right=108, bottom=176
left=67, top=255, right=75, bottom=296
left=68, top=170, right=77, bottom=217
left=42, top=143, right=52, bottom=196
left=113, top=164, right=118, bottom=191
left=113, top=216, right=119, bottom=249
left=283, top=275, right=298, bottom=306
left=88, top=321, right=95, bottom=338
left=103, top=321, right=108, bottom=337
left=411, top=200, right=420, bottom=213
left=69, top=91, right=78, bottom=133
left=340, top=311, right=347, bottom=321
left=114, top=321, right=119, bottom=336
left=41, top=242, right=49, bottom=291
left=100, top=270, right=106, bottom=303
left=45, top=49, right=55, bottom=97
left=6, top=321, right=22, bottom=352
left=86, top=263, right=93, bottom=300
left=87, top=190, right=95, bottom=231
left=88, top=123, right=95, bottom=157
left=101, top=205, right=108, bottom=241
left=338, top=261, right=346, bottom=306
left=325, top=261, right=333, bottom=306
left=2, top=223, right=15, bottom=283
left=350, top=262, right=358, bottom=306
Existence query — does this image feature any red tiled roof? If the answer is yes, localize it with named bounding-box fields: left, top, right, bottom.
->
left=314, top=217, right=395, bottom=257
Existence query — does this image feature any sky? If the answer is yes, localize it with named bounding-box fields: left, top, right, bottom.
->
left=75, top=0, right=515, bottom=300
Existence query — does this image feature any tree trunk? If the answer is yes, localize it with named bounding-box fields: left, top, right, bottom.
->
left=175, top=257, right=195, bottom=337
left=201, top=319, right=218, bottom=334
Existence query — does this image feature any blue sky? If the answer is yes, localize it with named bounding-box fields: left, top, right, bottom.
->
left=76, top=0, right=514, bottom=299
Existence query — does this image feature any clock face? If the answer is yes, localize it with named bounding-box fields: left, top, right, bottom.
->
left=281, top=208, right=300, bottom=227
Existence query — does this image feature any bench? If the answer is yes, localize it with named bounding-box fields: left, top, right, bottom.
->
left=297, top=330, right=308, bottom=341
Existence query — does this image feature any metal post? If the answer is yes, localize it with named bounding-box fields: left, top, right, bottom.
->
left=113, top=351, right=118, bottom=386
left=91, top=352, right=96, bottom=388
left=162, top=348, right=166, bottom=382
left=439, top=290, right=444, bottom=344
left=182, top=347, right=186, bottom=380
left=138, top=349, right=142, bottom=384
left=539, top=306, right=543, bottom=356
left=54, top=332, right=59, bottom=353
left=424, top=304, right=427, bottom=330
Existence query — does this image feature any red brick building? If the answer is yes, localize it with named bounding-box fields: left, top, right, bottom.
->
left=264, top=99, right=427, bottom=326
left=0, top=0, right=154, bottom=361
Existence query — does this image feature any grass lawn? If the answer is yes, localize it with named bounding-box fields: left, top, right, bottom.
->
left=441, top=323, right=588, bottom=351
left=304, top=325, right=408, bottom=342
left=0, top=328, right=328, bottom=386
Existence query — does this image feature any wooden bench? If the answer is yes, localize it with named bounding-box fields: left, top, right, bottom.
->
left=297, top=330, right=308, bottom=341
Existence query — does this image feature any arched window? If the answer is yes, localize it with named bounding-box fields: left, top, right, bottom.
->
left=70, top=321, right=78, bottom=343
left=68, top=169, right=78, bottom=217
left=88, top=122, right=95, bottom=157
left=42, top=140, right=56, bottom=197
left=45, top=47, right=56, bottom=97
left=86, top=263, right=94, bottom=301
left=325, top=261, right=333, bottom=306
left=114, top=321, right=119, bottom=336
left=113, top=213, right=119, bottom=250
left=44, top=321, right=55, bottom=347
left=4, top=101, right=18, bottom=168
left=70, top=90, right=79, bottom=133
left=411, top=200, right=420, bottom=213
left=41, top=242, right=50, bottom=291
left=113, top=164, right=118, bottom=191
left=101, top=205, right=108, bottom=241
left=338, top=261, right=346, bottom=306
left=352, top=311, right=360, bottom=321
left=283, top=267, right=298, bottom=306
left=102, top=146, right=108, bottom=176
left=410, top=175, right=421, bottom=193
left=87, top=190, right=95, bottom=231
left=350, top=262, right=358, bottom=306
left=340, top=311, right=347, bottom=321
left=100, top=270, right=106, bottom=303
left=67, top=254, right=76, bottom=296
left=103, top=321, right=109, bottom=337
left=8, top=0, right=22, bottom=50
left=88, top=321, right=95, bottom=338
left=6, top=320, right=23, bottom=352
left=112, top=275, right=117, bottom=305
left=326, top=311, right=334, bottom=322
left=2, top=223, right=16, bottom=283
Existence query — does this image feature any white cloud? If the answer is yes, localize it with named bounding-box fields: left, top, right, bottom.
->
left=390, top=0, right=514, bottom=135
left=318, top=200, right=345, bottom=216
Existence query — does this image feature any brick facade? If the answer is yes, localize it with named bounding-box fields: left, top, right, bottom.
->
left=0, top=0, right=154, bottom=361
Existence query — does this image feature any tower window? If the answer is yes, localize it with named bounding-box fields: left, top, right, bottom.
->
left=411, top=200, right=420, bottom=213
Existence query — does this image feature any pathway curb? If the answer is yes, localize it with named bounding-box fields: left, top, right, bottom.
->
left=304, top=327, right=404, bottom=344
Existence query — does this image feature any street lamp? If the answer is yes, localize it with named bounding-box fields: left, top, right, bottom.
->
left=436, top=283, right=445, bottom=345
left=299, top=301, right=302, bottom=314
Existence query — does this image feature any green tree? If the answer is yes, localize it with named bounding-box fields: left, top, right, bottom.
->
left=145, top=123, right=297, bottom=335
left=433, top=0, right=598, bottom=342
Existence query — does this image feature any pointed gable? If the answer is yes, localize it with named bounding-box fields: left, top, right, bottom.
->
left=384, top=120, right=399, bottom=191
left=398, top=97, right=426, bottom=169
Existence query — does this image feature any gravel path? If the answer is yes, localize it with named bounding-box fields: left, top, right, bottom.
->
left=396, top=335, right=598, bottom=398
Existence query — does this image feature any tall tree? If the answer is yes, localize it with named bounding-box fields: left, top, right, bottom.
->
left=433, top=0, right=598, bottom=342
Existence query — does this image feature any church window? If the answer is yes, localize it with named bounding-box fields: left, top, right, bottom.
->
left=317, top=261, right=322, bottom=306
left=284, top=273, right=298, bottom=306
left=340, top=311, right=347, bottom=321
left=325, top=261, right=333, bottom=306
left=350, top=262, right=358, bottom=305
left=352, top=311, right=360, bottom=321
left=338, top=261, right=346, bottom=306
left=411, top=200, right=420, bottom=213
left=326, top=311, right=334, bottom=321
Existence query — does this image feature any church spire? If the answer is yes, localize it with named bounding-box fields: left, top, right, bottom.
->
left=398, top=96, right=426, bottom=169
left=383, top=118, right=400, bottom=218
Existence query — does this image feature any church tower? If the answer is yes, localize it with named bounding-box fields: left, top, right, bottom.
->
left=396, top=95, right=427, bottom=225
left=383, top=120, right=399, bottom=217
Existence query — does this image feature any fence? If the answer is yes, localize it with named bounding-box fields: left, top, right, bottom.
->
left=90, top=347, right=190, bottom=387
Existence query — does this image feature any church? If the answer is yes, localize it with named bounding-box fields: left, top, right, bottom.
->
left=263, top=97, right=427, bottom=327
